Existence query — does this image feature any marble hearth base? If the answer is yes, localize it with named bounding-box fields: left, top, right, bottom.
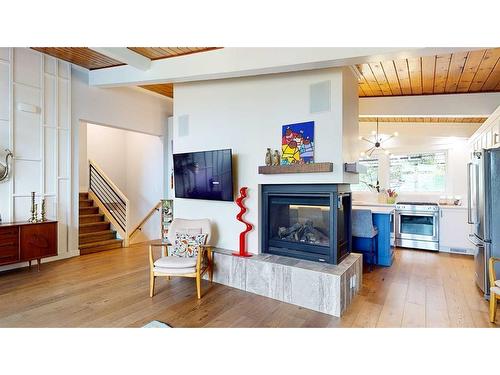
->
left=204, top=249, right=362, bottom=317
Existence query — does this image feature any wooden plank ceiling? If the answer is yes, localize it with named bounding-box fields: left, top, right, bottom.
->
left=139, top=84, right=174, bottom=98
left=32, top=47, right=124, bottom=70
left=357, top=48, right=500, bottom=97
left=359, top=117, right=487, bottom=123
left=31, top=47, right=218, bottom=70
left=128, top=47, right=219, bottom=60
left=32, top=47, right=500, bottom=99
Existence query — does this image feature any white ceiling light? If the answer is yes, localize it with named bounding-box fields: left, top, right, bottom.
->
left=359, top=118, right=398, bottom=157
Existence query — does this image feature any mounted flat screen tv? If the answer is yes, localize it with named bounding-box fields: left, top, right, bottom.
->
left=173, top=149, right=234, bottom=201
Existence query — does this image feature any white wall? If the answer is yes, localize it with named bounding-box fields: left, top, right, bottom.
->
left=353, top=121, right=481, bottom=203
left=173, top=67, right=358, bottom=253
left=84, top=123, right=164, bottom=243
left=0, top=48, right=73, bottom=271
left=86, top=124, right=127, bottom=191
left=125, top=131, right=164, bottom=242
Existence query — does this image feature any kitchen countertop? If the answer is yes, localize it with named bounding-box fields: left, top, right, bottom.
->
left=352, top=205, right=395, bottom=214
left=353, top=201, right=467, bottom=211
left=438, top=205, right=468, bottom=210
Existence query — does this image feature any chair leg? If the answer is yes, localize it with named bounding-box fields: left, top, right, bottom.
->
left=490, top=293, right=497, bottom=323
left=370, top=237, right=375, bottom=272
left=196, top=273, right=202, bottom=299
left=208, top=252, right=214, bottom=283
left=149, top=274, right=155, bottom=298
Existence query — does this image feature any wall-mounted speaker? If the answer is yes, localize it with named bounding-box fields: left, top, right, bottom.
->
left=310, top=80, right=331, bottom=114
left=177, top=114, right=189, bottom=137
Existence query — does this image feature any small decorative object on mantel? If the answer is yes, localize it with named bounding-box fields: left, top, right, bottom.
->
left=271, top=150, right=280, bottom=166
left=233, top=187, right=253, bottom=258
left=265, top=148, right=272, bottom=166
left=281, top=121, right=314, bottom=165
left=40, top=198, right=47, bottom=222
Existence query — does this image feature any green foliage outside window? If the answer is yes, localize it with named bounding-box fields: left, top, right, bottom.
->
left=389, top=152, right=446, bottom=192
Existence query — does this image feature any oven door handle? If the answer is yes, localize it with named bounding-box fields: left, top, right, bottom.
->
left=396, top=211, right=438, bottom=217
left=467, top=234, right=484, bottom=247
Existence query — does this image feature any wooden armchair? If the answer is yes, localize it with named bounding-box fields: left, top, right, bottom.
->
left=489, top=257, right=500, bottom=323
left=149, top=218, right=214, bottom=299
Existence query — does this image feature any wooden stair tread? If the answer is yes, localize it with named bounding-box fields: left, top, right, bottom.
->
left=79, top=230, right=115, bottom=238
left=79, top=207, right=99, bottom=214
left=78, top=191, right=121, bottom=254
left=80, top=222, right=109, bottom=228
left=79, top=214, right=104, bottom=219
left=79, top=239, right=123, bottom=249
left=79, top=230, right=116, bottom=243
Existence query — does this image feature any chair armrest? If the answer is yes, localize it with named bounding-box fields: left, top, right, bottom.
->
left=196, top=245, right=213, bottom=270
left=149, top=243, right=169, bottom=268
left=489, top=257, right=500, bottom=286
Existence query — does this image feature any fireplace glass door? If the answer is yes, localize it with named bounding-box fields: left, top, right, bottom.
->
left=268, top=196, right=331, bottom=253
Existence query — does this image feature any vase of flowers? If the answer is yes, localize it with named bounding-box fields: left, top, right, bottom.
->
left=386, top=189, right=398, bottom=204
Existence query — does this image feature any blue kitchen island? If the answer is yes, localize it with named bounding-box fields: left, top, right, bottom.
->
left=352, top=205, right=394, bottom=267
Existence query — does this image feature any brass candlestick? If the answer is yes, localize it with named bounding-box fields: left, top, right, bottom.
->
left=40, top=198, right=46, bottom=222
left=28, top=192, right=36, bottom=222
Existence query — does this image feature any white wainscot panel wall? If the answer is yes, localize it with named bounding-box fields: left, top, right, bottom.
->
left=0, top=48, right=73, bottom=271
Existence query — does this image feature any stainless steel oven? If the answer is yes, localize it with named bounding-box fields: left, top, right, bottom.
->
left=395, top=202, right=439, bottom=251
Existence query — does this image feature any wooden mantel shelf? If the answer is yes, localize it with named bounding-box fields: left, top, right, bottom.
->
left=258, top=162, right=333, bottom=174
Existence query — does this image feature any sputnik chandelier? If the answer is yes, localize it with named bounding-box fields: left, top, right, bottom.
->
left=359, top=118, right=398, bottom=158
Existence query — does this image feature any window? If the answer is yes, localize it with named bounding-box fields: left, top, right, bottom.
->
left=351, top=158, right=379, bottom=192
left=389, top=152, right=446, bottom=192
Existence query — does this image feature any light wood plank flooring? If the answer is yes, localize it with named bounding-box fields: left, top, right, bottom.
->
left=0, top=242, right=496, bottom=328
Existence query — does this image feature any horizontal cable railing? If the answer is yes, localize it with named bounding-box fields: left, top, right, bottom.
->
left=89, top=161, right=128, bottom=234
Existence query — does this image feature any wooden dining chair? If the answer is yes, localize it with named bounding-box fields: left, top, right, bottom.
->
left=489, top=257, right=500, bottom=323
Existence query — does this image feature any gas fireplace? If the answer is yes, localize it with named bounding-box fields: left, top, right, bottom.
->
left=261, top=184, right=351, bottom=264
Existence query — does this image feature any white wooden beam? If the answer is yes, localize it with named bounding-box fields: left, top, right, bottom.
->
left=89, top=47, right=151, bottom=71
left=359, top=93, right=500, bottom=117
left=89, top=47, right=478, bottom=87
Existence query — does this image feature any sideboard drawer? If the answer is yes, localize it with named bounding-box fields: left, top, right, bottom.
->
left=0, top=226, right=19, bottom=242
left=0, top=241, right=20, bottom=265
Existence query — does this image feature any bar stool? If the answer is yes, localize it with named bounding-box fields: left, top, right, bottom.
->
left=352, top=209, right=378, bottom=272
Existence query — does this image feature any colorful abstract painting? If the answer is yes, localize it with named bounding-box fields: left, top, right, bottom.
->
left=281, top=121, right=315, bottom=165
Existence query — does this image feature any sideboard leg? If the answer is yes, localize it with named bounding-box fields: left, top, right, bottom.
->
left=37, top=259, right=41, bottom=272
left=28, top=260, right=31, bottom=269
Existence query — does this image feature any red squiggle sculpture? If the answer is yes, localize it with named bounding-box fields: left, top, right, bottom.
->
left=233, top=187, right=253, bottom=257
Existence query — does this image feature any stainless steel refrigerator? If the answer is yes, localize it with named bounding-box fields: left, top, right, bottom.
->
left=467, top=148, right=500, bottom=298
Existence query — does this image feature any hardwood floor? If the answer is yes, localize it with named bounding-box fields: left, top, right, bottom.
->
left=0, top=242, right=496, bottom=328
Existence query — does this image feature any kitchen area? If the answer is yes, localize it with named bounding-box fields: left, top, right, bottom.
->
left=352, top=105, right=500, bottom=299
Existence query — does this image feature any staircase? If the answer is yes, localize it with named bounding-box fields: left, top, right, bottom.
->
left=79, top=192, right=123, bottom=255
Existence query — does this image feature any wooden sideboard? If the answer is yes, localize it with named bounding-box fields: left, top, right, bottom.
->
left=0, top=221, right=58, bottom=270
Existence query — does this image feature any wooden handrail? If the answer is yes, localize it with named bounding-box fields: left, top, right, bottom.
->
left=130, top=201, right=162, bottom=239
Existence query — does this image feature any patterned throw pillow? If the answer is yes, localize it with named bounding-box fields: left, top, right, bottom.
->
left=171, top=233, right=207, bottom=258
